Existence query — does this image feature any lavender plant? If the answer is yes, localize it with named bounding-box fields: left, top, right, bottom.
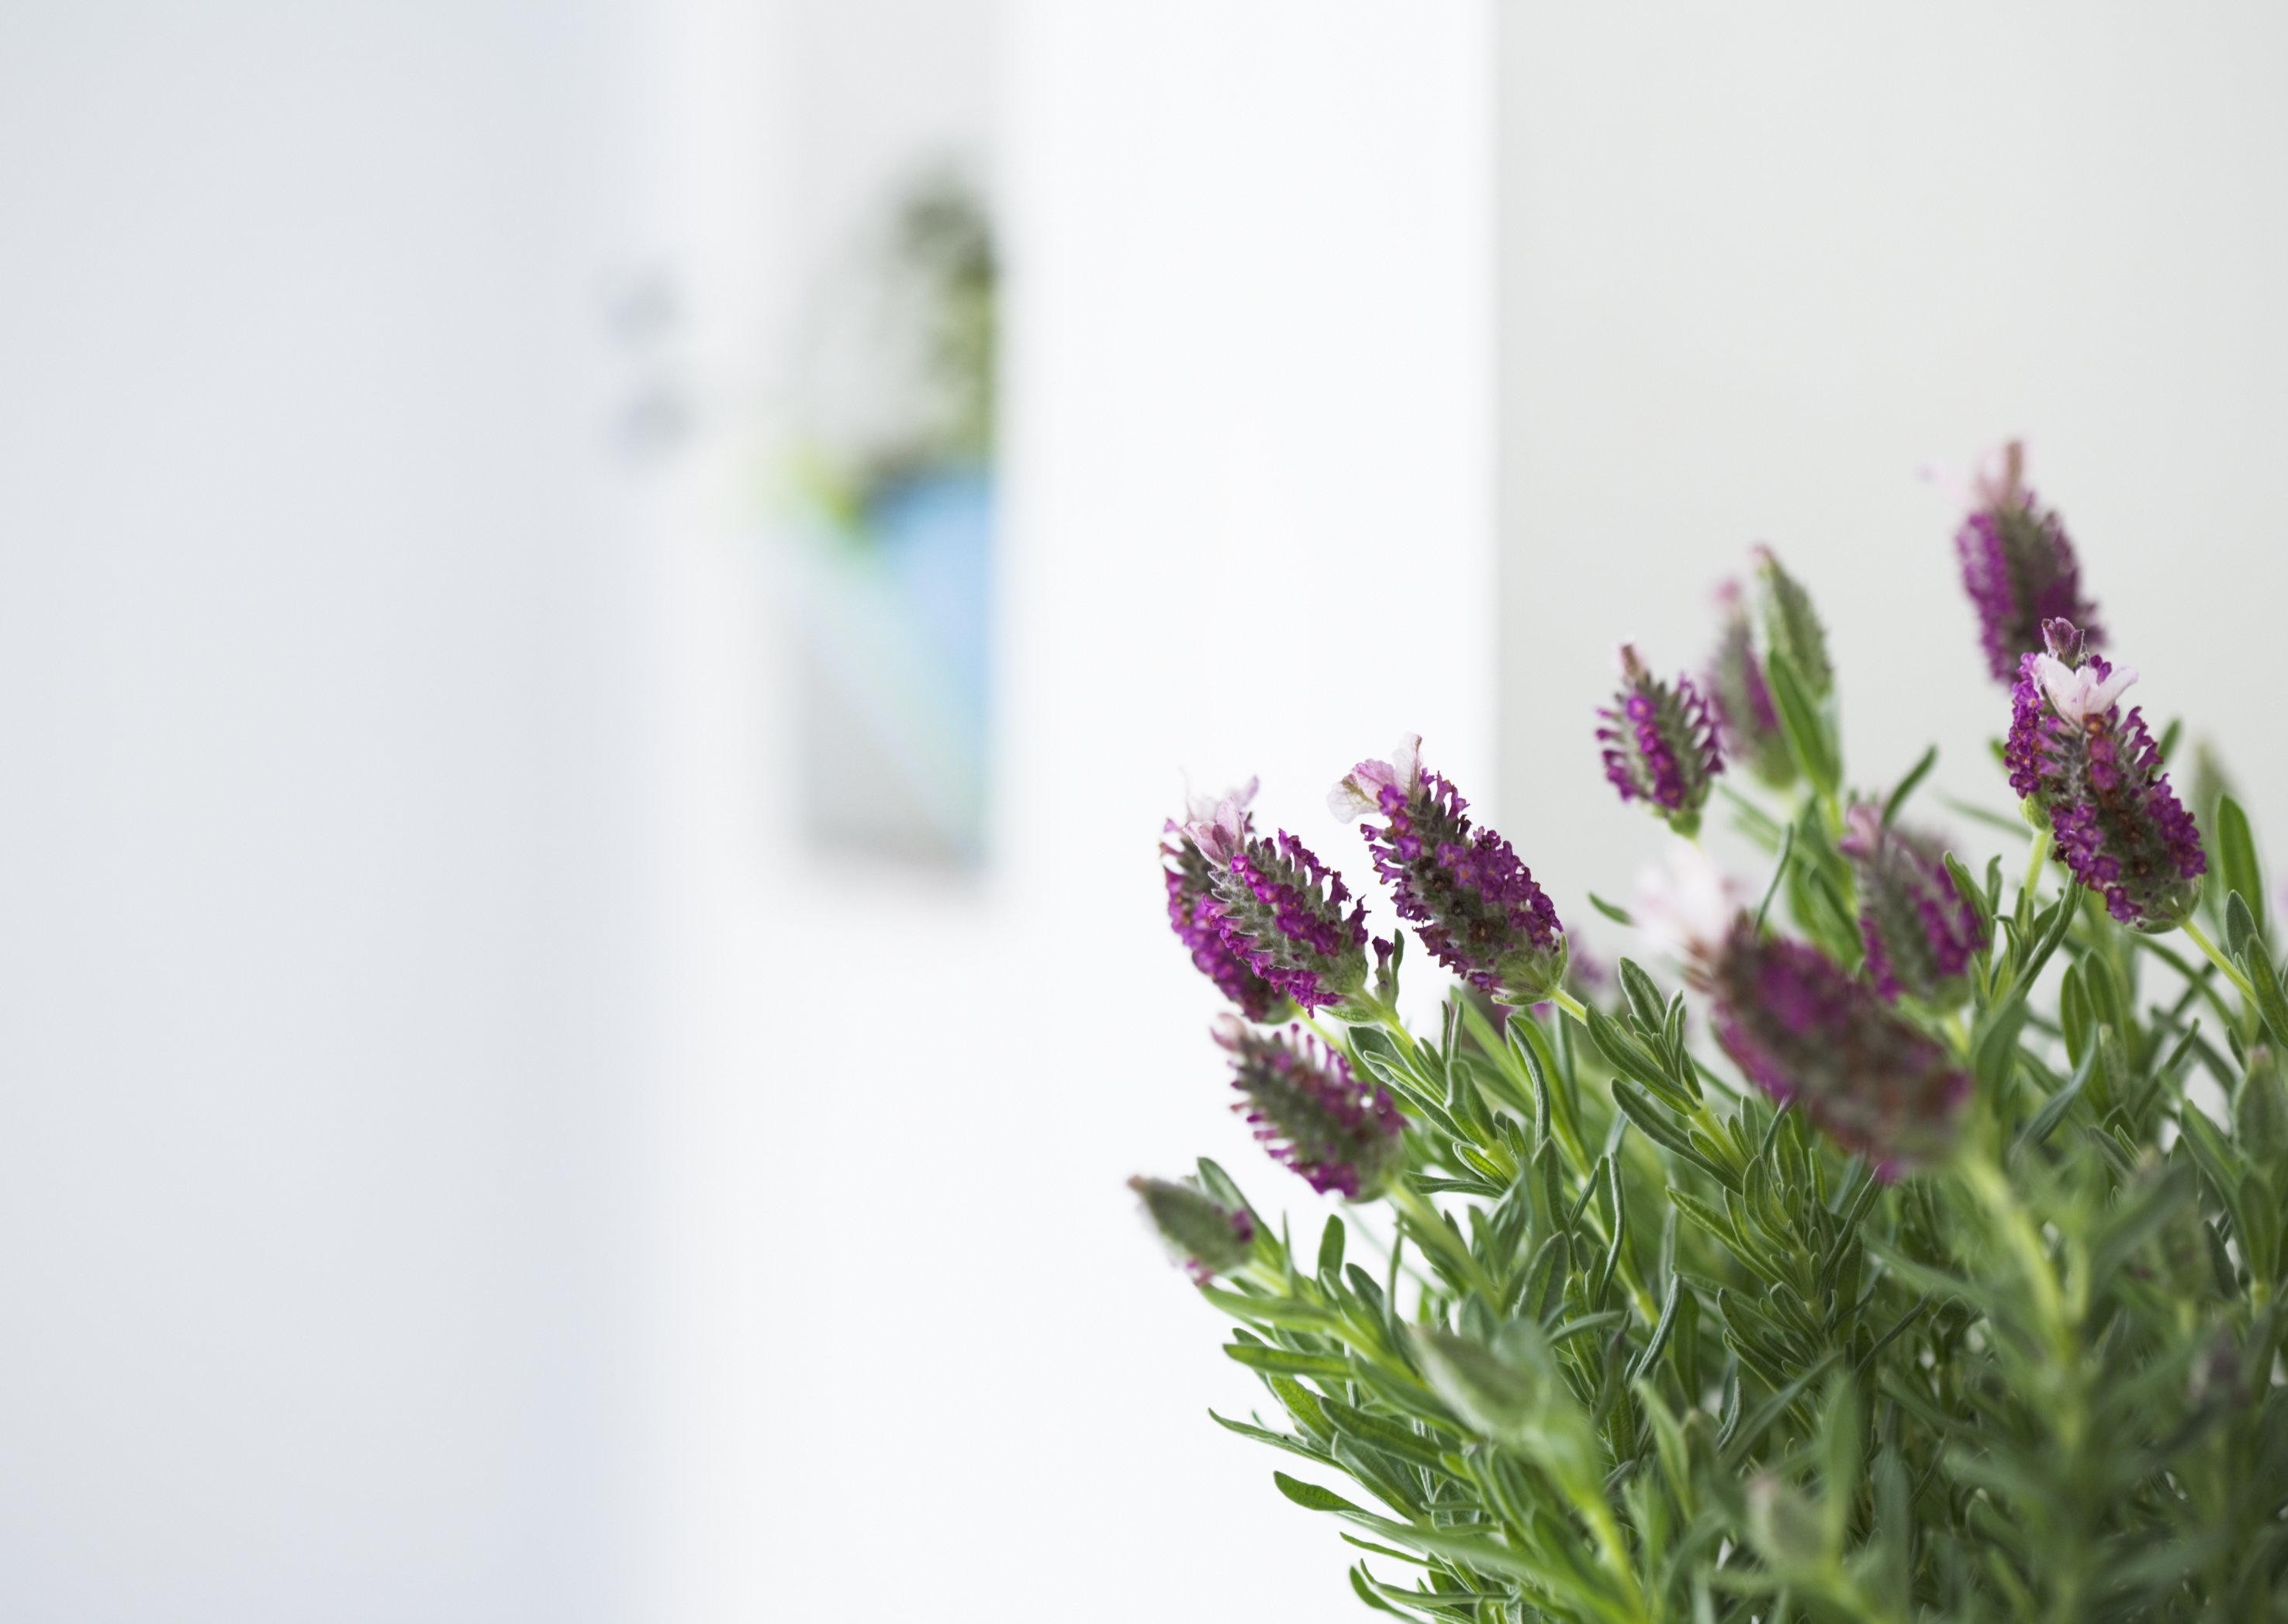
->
left=1134, top=451, right=2288, bottom=1621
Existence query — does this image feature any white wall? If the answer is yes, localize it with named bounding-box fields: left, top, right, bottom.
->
left=647, top=5, right=1502, bottom=1621
left=0, top=3, right=1505, bottom=1619
left=0, top=4, right=642, bottom=1619
left=1498, top=4, right=2288, bottom=921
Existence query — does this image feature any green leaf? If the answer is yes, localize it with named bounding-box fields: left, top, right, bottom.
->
left=1225, top=1343, right=1352, bottom=1380
left=1617, top=958, right=1668, bottom=1031
left=1755, top=821, right=1797, bottom=935
left=1882, top=745, right=1938, bottom=828
left=1723, top=1350, right=1841, bottom=1468
left=1588, top=891, right=1637, bottom=927
left=1627, top=1274, right=1684, bottom=1382
left=1345, top=1565, right=1415, bottom=1618
left=1609, top=1081, right=1738, bottom=1189
left=2228, top=890, right=2260, bottom=965
left=1764, top=648, right=1839, bottom=800
left=2239, top=945, right=2288, bottom=1050
left=2217, top=796, right=2265, bottom=940
left=1318, top=1216, right=1346, bottom=1281
left=2012, top=1045, right=2096, bottom=1159
left=1943, top=851, right=1996, bottom=952
left=1198, top=1285, right=1340, bottom=1330
left=1208, top=1408, right=1335, bottom=1466
left=1273, top=1470, right=1367, bottom=1513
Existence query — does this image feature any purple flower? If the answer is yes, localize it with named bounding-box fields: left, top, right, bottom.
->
left=1186, top=796, right=1369, bottom=1013
left=1953, top=441, right=2102, bottom=684
left=1706, top=579, right=1795, bottom=789
left=1129, top=1175, right=1256, bottom=1284
left=1598, top=644, right=1724, bottom=837
left=1709, top=924, right=1968, bottom=1177
left=1837, top=803, right=1988, bottom=1007
left=2006, top=618, right=2205, bottom=929
left=1329, top=734, right=1567, bottom=1003
left=1215, top=1017, right=1407, bottom=1199
left=1163, top=781, right=1292, bottom=1022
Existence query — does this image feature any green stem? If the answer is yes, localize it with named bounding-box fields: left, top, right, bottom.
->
left=2181, top=914, right=2259, bottom=1004
left=1548, top=987, right=1589, bottom=1024
left=2020, top=827, right=2053, bottom=904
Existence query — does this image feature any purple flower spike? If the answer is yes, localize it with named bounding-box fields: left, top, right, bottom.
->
left=1706, top=580, right=1795, bottom=790
left=1838, top=804, right=1988, bottom=1008
left=2006, top=618, right=2205, bottom=930
left=1129, top=1175, right=1256, bottom=1284
left=1215, top=1017, right=1406, bottom=1199
left=1598, top=644, right=1725, bottom=837
left=1709, top=924, right=1968, bottom=1178
left=1186, top=796, right=1369, bottom=1013
left=1163, top=782, right=1293, bottom=1022
left=1329, top=734, right=1567, bottom=1004
left=1954, top=441, right=2102, bottom=683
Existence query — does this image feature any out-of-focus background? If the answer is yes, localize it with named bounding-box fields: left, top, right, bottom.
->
left=0, top=2, right=2281, bottom=1619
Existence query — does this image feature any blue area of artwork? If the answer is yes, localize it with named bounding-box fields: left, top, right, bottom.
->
left=790, top=463, right=993, bottom=864
left=866, top=464, right=992, bottom=754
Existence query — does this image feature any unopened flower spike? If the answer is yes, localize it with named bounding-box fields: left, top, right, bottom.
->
left=1128, top=1175, right=1256, bottom=1284
left=1330, top=734, right=1567, bottom=1004
left=1184, top=796, right=1369, bottom=1014
left=1634, top=845, right=1965, bottom=1174
left=1837, top=803, right=1988, bottom=1008
left=1705, top=579, right=1795, bottom=789
left=2006, top=617, right=2205, bottom=930
left=1951, top=440, right=2102, bottom=683
left=1598, top=645, right=1724, bottom=838
left=1215, top=1016, right=1405, bottom=1200
left=1753, top=544, right=1832, bottom=698
left=1161, top=779, right=1293, bottom=1022
left=1709, top=923, right=1969, bottom=1177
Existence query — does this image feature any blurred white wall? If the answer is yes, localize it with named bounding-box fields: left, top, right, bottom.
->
left=576, top=3, right=1505, bottom=1622
left=1498, top=4, right=2288, bottom=923
left=0, top=3, right=642, bottom=1619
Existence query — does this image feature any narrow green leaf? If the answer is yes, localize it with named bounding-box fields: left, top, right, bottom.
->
left=1723, top=1351, right=1841, bottom=1468
left=1317, top=1216, right=1346, bottom=1282
left=2012, top=1045, right=2096, bottom=1159
left=1346, top=1564, right=1413, bottom=1617
left=2240, top=945, right=2288, bottom=1050
left=1273, top=1470, right=1366, bottom=1513
left=1764, top=648, right=1839, bottom=800
left=2218, top=796, right=2265, bottom=939
left=1225, top=1344, right=1352, bottom=1380
left=1626, top=1274, right=1684, bottom=1381
left=1755, top=822, right=1796, bottom=935
left=1942, top=851, right=1996, bottom=952
left=1208, top=1408, right=1335, bottom=1465
left=1882, top=745, right=1938, bottom=828
left=1588, top=892, right=1637, bottom=927
left=2228, top=890, right=2260, bottom=965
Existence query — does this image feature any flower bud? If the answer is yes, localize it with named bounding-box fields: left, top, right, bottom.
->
left=1128, top=1175, right=1256, bottom=1284
left=2006, top=618, right=2205, bottom=930
left=1185, top=798, right=1369, bottom=1013
left=1754, top=544, right=1833, bottom=698
left=1329, top=734, right=1567, bottom=1003
left=1837, top=804, right=1988, bottom=1008
left=1598, top=645, right=1723, bottom=838
left=1952, top=441, right=2103, bottom=684
left=1215, top=1017, right=1406, bottom=1199
left=1705, top=579, right=1795, bottom=788
left=1709, top=924, right=1968, bottom=1177
left=1161, top=781, right=1292, bottom=1022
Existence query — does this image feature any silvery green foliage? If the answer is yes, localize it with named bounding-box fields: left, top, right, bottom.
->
left=1149, top=544, right=2288, bottom=1620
